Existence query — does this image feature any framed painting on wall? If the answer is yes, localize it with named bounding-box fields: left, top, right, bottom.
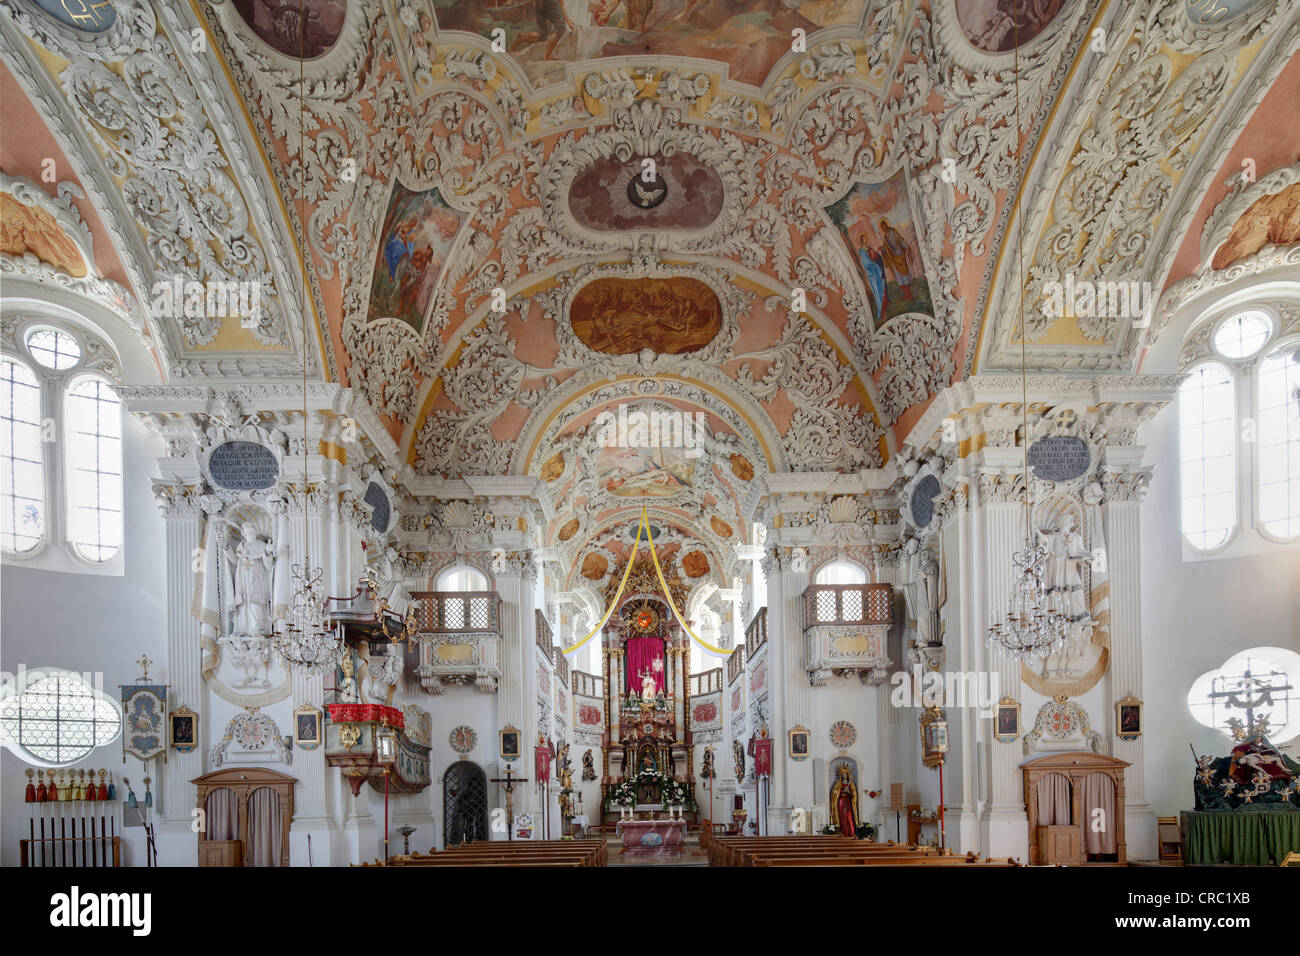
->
left=500, top=724, right=521, bottom=762
left=994, top=698, right=1020, bottom=743
left=170, top=706, right=197, bottom=753
left=294, top=705, right=322, bottom=750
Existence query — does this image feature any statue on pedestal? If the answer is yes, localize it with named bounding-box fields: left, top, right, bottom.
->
left=829, top=764, right=859, bottom=837
left=228, top=522, right=274, bottom=639
left=336, top=653, right=360, bottom=704
left=1038, top=515, right=1089, bottom=621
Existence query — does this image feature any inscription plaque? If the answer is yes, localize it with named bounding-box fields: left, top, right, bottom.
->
left=208, top=441, right=279, bottom=491
left=1027, top=436, right=1091, bottom=482
left=364, top=481, right=390, bottom=533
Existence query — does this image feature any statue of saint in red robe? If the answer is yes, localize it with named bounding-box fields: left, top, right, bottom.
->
left=829, top=765, right=859, bottom=837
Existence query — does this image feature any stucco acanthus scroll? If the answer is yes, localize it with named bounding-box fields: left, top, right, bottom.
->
left=7, top=1, right=291, bottom=354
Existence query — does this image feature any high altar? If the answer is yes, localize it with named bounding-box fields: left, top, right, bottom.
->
left=600, top=560, right=697, bottom=827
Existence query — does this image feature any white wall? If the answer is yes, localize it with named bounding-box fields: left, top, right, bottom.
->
left=1139, top=404, right=1300, bottom=819
left=1, top=413, right=166, bottom=866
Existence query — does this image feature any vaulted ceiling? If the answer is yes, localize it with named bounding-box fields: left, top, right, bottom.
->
left=2, top=0, right=1296, bottom=588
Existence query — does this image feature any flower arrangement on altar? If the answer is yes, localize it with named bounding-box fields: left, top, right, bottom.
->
left=604, top=768, right=690, bottom=809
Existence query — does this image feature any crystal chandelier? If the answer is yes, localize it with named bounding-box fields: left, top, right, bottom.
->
left=984, top=20, right=1072, bottom=663
left=270, top=34, right=342, bottom=675
left=272, top=562, right=340, bottom=673
left=987, top=544, right=1071, bottom=662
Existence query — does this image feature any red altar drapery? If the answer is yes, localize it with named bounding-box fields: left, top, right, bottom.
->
left=626, top=637, right=665, bottom=695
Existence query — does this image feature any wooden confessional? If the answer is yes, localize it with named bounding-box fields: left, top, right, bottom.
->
left=1021, top=753, right=1129, bottom=865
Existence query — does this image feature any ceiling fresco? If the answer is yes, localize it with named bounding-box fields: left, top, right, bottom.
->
left=2, top=0, right=1295, bottom=591
left=569, top=276, right=723, bottom=354
left=430, top=0, right=874, bottom=90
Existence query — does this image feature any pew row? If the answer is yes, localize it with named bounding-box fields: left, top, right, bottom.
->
left=709, top=836, right=1017, bottom=867
left=353, top=839, right=606, bottom=867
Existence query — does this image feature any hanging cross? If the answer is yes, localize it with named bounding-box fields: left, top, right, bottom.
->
left=489, top=765, right=529, bottom=842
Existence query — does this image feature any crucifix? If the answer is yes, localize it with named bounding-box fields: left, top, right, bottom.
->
left=489, top=765, right=528, bottom=842
left=1208, top=657, right=1295, bottom=737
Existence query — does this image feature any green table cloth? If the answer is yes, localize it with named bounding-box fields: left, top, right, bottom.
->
left=1185, top=809, right=1300, bottom=865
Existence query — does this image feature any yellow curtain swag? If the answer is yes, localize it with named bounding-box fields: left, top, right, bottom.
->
left=563, top=507, right=729, bottom=658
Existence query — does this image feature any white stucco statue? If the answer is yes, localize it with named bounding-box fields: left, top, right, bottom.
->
left=228, top=522, right=275, bottom=638
left=1037, top=515, right=1089, bottom=620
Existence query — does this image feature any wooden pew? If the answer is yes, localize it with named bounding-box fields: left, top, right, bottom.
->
left=710, top=836, right=1017, bottom=868
left=709, top=836, right=890, bottom=867
left=357, top=839, right=606, bottom=867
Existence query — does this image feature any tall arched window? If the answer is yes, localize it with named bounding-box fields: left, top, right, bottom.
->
left=1178, top=362, right=1236, bottom=550
left=1, top=320, right=123, bottom=569
left=1256, top=345, right=1300, bottom=540
left=814, top=560, right=867, bottom=585
left=435, top=565, right=489, bottom=631
left=0, top=358, right=45, bottom=554
left=64, top=377, right=123, bottom=561
left=436, top=566, right=487, bottom=591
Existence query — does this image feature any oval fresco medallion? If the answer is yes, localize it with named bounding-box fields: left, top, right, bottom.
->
left=580, top=553, right=608, bottom=581
left=233, top=0, right=347, bottom=59
left=955, top=0, right=1064, bottom=53
left=710, top=516, right=733, bottom=538
left=540, top=450, right=566, bottom=483
left=682, top=550, right=710, bottom=578
left=730, top=453, right=755, bottom=482
left=570, top=277, right=722, bottom=356
left=569, top=153, right=724, bottom=232
left=557, top=517, right=580, bottom=542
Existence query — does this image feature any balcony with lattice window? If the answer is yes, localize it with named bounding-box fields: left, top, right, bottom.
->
left=409, top=590, right=503, bottom=694
left=800, top=584, right=894, bottom=686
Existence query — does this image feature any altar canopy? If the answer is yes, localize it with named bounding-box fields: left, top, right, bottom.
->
left=626, top=636, right=665, bottom=696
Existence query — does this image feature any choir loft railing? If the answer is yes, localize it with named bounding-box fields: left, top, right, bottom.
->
left=554, top=644, right=571, bottom=687
left=801, top=584, right=893, bottom=629
left=745, top=607, right=767, bottom=652
left=727, top=645, right=745, bottom=684
left=410, top=591, right=504, bottom=694
left=572, top=670, right=603, bottom=699
left=688, top=668, right=723, bottom=696
left=535, top=610, right=554, bottom=663
left=409, top=591, right=502, bottom=634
